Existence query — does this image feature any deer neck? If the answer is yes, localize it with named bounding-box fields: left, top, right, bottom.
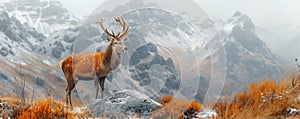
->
left=111, top=48, right=122, bottom=70
left=102, top=42, right=113, bottom=68
left=102, top=41, right=122, bottom=70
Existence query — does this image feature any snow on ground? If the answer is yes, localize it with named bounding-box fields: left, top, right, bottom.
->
left=287, top=108, right=299, bottom=115
left=194, top=109, right=218, bottom=119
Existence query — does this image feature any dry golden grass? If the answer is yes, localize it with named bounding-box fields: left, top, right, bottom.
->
left=0, top=97, right=91, bottom=119
left=0, top=97, right=21, bottom=106
left=0, top=96, right=28, bottom=118
left=214, top=73, right=300, bottom=119
left=153, top=73, right=300, bottom=119
left=2, top=73, right=300, bottom=118
left=16, top=98, right=75, bottom=119
left=153, top=95, right=203, bottom=119
left=159, top=95, right=173, bottom=106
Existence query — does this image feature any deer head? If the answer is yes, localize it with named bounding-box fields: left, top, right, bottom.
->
left=98, top=17, right=129, bottom=53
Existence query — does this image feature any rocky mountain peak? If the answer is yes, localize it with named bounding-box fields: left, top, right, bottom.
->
left=0, top=10, right=46, bottom=56
left=221, top=12, right=269, bottom=54
left=215, top=12, right=283, bottom=92
left=224, top=11, right=256, bottom=34
left=0, top=0, right=79, bottom=36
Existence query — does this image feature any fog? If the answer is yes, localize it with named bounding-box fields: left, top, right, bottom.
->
left=59, top=0, right=300, bottom=62
left=59, top=0, right=104, bottom=18
left=196, top=0, right=300, bottom=62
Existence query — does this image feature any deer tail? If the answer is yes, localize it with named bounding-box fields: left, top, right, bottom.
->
left=59, top=59, right=65, bottom=72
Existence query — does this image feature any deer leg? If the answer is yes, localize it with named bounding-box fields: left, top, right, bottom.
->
left=99, top=77, right=106, bottom=99
left=69, top=77, right=79, bottom=109
left=68, top=80, right=76, bottom=110
left=94, top=77, right=99, bottom=99
left=65, top=87, right=69, bottom=107
left=64, top=71, right=72, bottom=108
left=66, top=87, right=71, bottom=108
left=66, top=84, right=72, bottom=109
left=65, top=73, right=75, bottom=109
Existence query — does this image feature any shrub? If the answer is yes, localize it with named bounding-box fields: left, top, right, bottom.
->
left=159, top=95, right=173, bottom=106
left=183, top=101, right=203, bottom=119
left=17, top=98, right=75, bottom=119
left=214, top=74, right=300, bottom=118
left=154, top=95, right=203, bottom=119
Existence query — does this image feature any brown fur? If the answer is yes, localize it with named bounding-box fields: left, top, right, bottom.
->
left=60, top=17, right=129, bottom=109
left=60, top=51, right=113, bottom=109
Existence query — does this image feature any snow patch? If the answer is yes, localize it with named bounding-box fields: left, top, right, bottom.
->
left=194, top=109, right=217, bottom=119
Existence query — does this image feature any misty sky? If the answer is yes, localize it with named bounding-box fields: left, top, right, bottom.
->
left=59, top=0, right=300, bottom=27
left=59, top=0, right=300, bottom=61
left=59, top=0, right=104, bottom=18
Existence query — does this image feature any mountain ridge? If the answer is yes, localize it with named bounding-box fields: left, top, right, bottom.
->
left=0, top=0, right=287, bottom=104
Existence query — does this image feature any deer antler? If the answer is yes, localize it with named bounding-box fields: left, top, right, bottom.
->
left=97, top=17, right=129, bottom=39
left=97, top=19, right=115, bottom=37
left=115, top=17, right=129, bottom=39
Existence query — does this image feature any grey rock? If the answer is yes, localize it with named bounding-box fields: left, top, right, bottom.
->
left=0, top=47, right=9, bottom=57
left=87, top=90, right=162, bottom=117
left=0, top=73, right=8, bottom=80
left=35, top=77, right=45, bottom=87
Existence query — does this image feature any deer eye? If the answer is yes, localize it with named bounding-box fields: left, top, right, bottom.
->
left=114, top=42, right=118, bottom=44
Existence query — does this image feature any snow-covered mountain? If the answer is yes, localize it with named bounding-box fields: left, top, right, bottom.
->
left=0, top=0, right=78, bottom=100
left=0, top=11, right=45, bottom=61
left=0, top=10, right=62, bottom=98
left=8, top=0, right=205, bottom=102
left=0, top=0, right=286, bottom=106
left=35, top=26, right=79, bottom=59
left=210, top=12, right=283, bottom=93
left=0, top=0, right=79, bottom=36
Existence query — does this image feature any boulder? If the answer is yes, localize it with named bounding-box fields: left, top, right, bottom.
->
left=87, top=90, right=162, bottom=117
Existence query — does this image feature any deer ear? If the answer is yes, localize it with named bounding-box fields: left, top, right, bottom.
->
left=106, top=35, right=113, bottom=41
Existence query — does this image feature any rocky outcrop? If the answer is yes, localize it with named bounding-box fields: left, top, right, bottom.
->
left=87, top=90, right=162, bottom=117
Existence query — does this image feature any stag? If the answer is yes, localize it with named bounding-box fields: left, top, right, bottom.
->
left=59, top=17, right=129, bottom=108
